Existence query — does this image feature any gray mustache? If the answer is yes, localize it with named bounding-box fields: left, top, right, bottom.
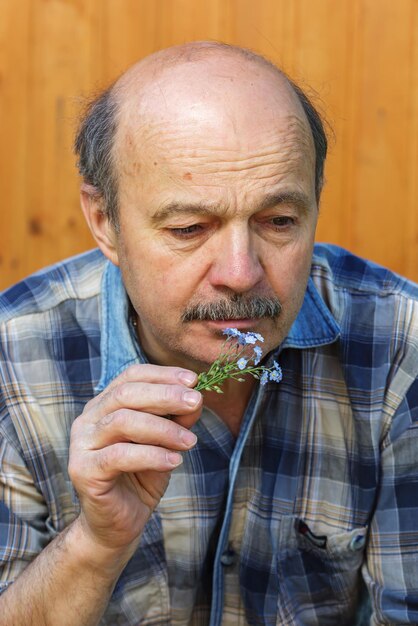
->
left=181, top=295, right=282, bottom=323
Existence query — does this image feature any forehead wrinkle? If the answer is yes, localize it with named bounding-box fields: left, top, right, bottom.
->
left=140, top=113, right=310, bottom=152
left=119, top=114, right=314, bottom=181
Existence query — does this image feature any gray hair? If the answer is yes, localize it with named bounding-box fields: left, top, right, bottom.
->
left=74, top=87, right=119, bottom=227
left=181, top=293, right=282, bottom=323
left=74, top=45, right=328, bottom=229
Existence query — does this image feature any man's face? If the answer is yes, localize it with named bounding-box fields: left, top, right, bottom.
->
left=110, top=60, right=318, bottom=370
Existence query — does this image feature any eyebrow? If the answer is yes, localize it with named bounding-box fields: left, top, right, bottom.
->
left=151, top=202, right=222, bottom=225
left=255, top=190, right=312, bottom=213
left=151, top=190, right=312, bottom=224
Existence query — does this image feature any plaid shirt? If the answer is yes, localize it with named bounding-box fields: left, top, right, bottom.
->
left=1, top=244, right=418, bottom=625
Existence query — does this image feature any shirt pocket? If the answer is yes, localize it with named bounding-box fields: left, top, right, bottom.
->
left=275, top=515, right=368, bottom=625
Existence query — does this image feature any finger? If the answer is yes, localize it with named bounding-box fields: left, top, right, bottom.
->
left=84, top=364, right=198, bottom=412
left=83, top=381, right=202, bottom=424
left=172, top=407, right=203, bottom=430
left=90, top=409, right=198, bottom=450
left=93, top=442, right=185, bottom=477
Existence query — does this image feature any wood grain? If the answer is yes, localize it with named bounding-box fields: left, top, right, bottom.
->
left=1, top=0, right=417, bottom=289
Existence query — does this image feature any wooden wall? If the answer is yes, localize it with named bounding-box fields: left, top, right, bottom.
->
left=1, top=0, right=417, bottom=289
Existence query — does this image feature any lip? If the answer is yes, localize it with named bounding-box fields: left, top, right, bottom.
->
left=205, top=319, right=261, bottom=331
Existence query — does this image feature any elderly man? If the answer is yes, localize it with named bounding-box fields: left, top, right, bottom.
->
left=0, top=41, right=417, bottom=625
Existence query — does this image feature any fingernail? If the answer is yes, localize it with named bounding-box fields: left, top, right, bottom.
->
left=167, top=452, right=183, bottom=467
left=183, top=390, right=200, bottom=407
left=178, top=371, right=197, bottom=386
left=180, top=429, right=197, bottom=447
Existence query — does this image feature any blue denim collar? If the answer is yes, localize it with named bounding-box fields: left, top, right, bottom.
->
left=95, top=262, right=147, bottom=392
left=96, top=261, right=340, bottom=392
left=281, top=277, right=341, bottom=349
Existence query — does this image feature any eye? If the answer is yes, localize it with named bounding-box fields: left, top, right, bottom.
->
left=269, top=216, right=295, bottom=229
left=168, top=224, right=204, bottom=238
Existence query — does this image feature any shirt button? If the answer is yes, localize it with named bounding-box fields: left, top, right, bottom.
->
left=220, top=549, right=237, bottom=566
left=349, top=533, right=366, bottom=551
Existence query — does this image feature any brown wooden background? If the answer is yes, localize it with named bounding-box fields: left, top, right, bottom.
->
left=1, top=0, right=417, bottom=290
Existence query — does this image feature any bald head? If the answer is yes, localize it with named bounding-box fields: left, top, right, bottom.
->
left=113, top=41, right=299, bottom=103
left=75, top=41, right=327, bottom=227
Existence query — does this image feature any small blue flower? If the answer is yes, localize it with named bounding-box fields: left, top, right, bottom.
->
left=237, top=357, right=248, bottom=370
left=260, top=370, right=269, bottom=385
left=269, top=367, right=283, bottom=382
left=253, top=346, right=262, bottom=365
left=244, top=331, right=265, bottom=344
left=273, top=360, right=281, bottom=370
left=223, top=327, right=240, bottom=337
left=243, top=333, right=257, bottom=345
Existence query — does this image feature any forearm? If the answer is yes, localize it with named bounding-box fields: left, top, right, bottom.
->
left=0, top=517, right=136, bottom=626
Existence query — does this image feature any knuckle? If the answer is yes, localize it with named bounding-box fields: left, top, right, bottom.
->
left=150, top=416, right=175, bottom=442
left=68, top=458, right=77, bottom=480
left=82, top=396, right=96, bottom=412
left=96, top=447, right=114, bottom=473
left=71, top=411, right=88, bottom=431
left=113, top=382, right=131, bottom=406
left=111, top=408, right=131, bottom=427
left=69, top=419, right=86, bottom=447
left=98, top=408, right=129, bottom=429
left=161, top=383, right=179, bottom=405
left=70, top=418, right=81, bottom=438
left=82, top=399, right=92, bottom=412
left=121, top=364, right=142, bottom=381
left=68, top=454, right=84, bottom=483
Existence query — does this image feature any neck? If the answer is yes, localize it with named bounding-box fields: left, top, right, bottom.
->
left=202, top=376, right=256, bottom=437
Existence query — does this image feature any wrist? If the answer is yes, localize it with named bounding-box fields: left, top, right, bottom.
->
left=66, top=516, right=139, bottom=580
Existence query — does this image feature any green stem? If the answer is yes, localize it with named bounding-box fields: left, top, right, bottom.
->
left=196, top=365, right=267, bottom=392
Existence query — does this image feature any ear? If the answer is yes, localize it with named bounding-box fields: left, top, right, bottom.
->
left=80, top=183, right=120, bottom=266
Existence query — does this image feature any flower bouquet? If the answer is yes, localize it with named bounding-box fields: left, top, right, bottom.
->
left=195, top=327, right=282, bottom=393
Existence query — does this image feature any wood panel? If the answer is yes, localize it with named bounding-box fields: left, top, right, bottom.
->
left=1, top=0, right=417, bottom=289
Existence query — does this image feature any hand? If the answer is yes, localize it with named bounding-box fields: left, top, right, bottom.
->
left=68, top=364, right=202, bottom=554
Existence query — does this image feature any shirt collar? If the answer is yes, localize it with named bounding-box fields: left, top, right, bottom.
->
left=280, top=277, right=340, bottom=350
left=96, top=261, right=340, bottom=392
left=95, top=262, right=147, bottom=392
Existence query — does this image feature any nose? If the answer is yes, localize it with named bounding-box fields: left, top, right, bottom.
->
left=208, top=224, right=265, bottom=293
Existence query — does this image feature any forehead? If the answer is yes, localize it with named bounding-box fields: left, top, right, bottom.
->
left=113, top=58, right=316, bottom=202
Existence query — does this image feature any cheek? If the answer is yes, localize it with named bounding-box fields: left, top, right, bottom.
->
left=267, top=245, right=312, bottom=301
left=157, top=270, right=187, bottom=304
left=124, top=247, right=200, bottom=311
left=145, top=241, right=212, bottom=296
